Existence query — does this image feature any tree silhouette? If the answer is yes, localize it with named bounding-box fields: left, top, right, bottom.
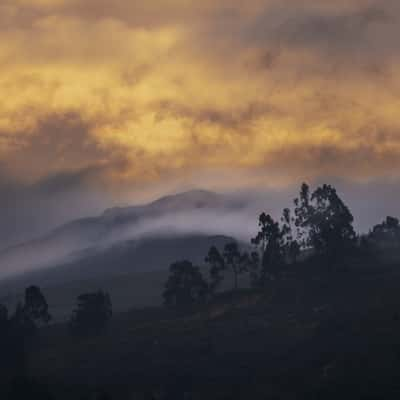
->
left=281, top=208, right=300, bottom=264
left=223, top=242, right=251, bottom=291
left=205, top=246, right=225, bottom=292
left=370, top=216, right=400, bottom=244
left=251, top=213, right=285, bottom=283
left=0, top=286, right=51, bottom=381
left=206, top=242, right=254, bottom=291
left=363, top=216, right=400, bottom=260
left=9, top=286, right=52, bottom=341
left=294, top=183, right=356, bottom=265
left=70, top=291, right=112, bottom=335
left=163, top=261, right=208, bottom=307
left=23, top=286, right=51, bottom=326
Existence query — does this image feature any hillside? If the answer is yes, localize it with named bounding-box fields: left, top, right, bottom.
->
left=21, top=262, right=400, bottom=399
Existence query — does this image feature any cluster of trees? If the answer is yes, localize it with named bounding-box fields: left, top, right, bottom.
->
left=0, top=287, right=113, bottom=385
left=163, top=182, right=400, bottom=308
left=0, top=286, right=51, bottom=379
left=162, top=183, right=362, bottom=307
left=367, top=216, right=400, bottom=247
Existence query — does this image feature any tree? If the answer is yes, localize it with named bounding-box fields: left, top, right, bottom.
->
left=251, top=213, right=285, bottom=283
left=281, top=208, right=300, bottom=264
left=8, top=286, right=52, bottom=341
left=363, top=216, right=400, bottom=259
left=293, top=183, right=312, bottom=250
left=294, top=183, right=356, bottom=264
left=205, top=242, right=253, bottom=292
left=23, top=286, right=51, bottom=326
left=370, top=216, right=400, bottom=244
left=70, top=291, right=112, bottom=335
left=0, top=286, right=51, bottom=380
left=205, top=246, right=225, bottom=292
left=223, top=242, right=250, bottom=291
left=7, top=286, right=51, bottom=338
left=163, top=261, right=208, bottom=307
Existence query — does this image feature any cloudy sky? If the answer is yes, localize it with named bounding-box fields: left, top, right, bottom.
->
left=1, top=0, right=400, bottom=246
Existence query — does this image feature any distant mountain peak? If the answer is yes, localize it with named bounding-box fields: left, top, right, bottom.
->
left=149, top=189, right=220, bottom=207
left=103, top=189, right=221, bottom=218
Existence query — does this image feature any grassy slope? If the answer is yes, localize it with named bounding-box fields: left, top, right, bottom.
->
left=26, top=262, right=400, bottom=399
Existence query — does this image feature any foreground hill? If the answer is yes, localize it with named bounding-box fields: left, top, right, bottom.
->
left=21, top=262, right=400, bottom=399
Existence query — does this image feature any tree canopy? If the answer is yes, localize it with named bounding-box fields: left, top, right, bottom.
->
left=251, top=213, right=284, bottom=282
left=163, top=260, right=209, bottom=307
left=206, top=242, right=255, bottom=291
left=294, top=183, right=356, bottom=262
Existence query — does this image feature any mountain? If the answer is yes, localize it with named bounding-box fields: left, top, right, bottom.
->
left=0, top=189, right=249, bottom=280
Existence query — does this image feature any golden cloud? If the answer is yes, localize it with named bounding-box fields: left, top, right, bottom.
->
left=1, top=0, right=400, bottom=187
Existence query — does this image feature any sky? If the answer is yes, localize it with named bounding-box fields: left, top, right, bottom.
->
left=1, top=0, right=400, bottom=247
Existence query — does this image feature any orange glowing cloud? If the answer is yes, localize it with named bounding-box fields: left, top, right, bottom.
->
left=1, top=0, right=400, bottom=187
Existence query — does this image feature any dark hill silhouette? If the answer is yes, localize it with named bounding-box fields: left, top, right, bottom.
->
left=23, top=263, right=400, bottom=400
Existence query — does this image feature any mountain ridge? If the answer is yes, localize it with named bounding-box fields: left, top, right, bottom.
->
left=0, top=189, right=249, bottom=280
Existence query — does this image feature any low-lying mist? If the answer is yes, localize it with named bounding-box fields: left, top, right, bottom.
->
left=2, top=178, right=400, bottom=281
left=0, top=194, right=267, bottom=280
